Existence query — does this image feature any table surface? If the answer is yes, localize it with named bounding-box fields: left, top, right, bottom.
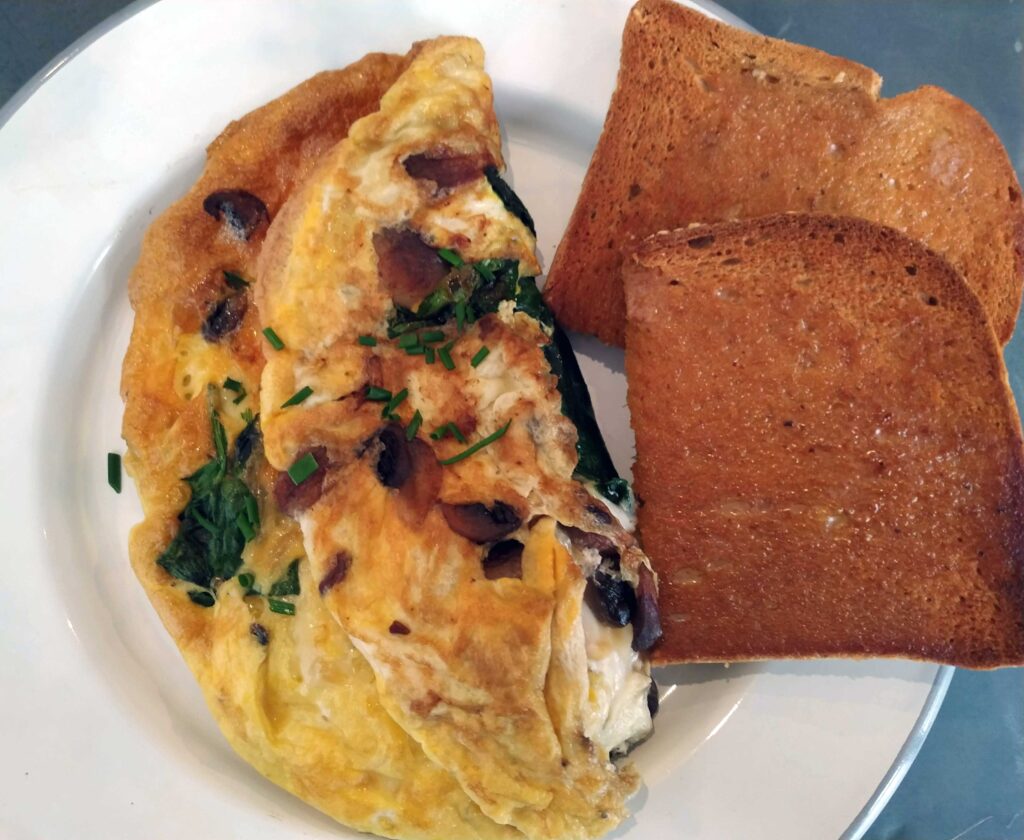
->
left=2, top=2, right=1022, bottom=839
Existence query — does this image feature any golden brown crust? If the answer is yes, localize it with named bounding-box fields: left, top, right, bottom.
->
left=624, top=214, right=1024, bottom=668
left=544, top=0, right=1024, bottom=345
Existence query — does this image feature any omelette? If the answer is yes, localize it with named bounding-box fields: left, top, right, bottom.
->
left=122, top=53, right=525, bottom=840
left=256, top=37, right=662, bottom=839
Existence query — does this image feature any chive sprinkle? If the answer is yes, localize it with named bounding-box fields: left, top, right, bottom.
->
left=438, top=346, right=455, bottom=370
left=383, top=388, right=408, bottom=417
left=471, top=346, right=490, bottom=367
left=107, top=452, right=122, bottom=493
left=398, top=332, right=420, bottom=349
left=262, top=327, right=285, bottom=350
left=438, top=248, right=464, bottom=267
left=236, top=513, right=256, bottom=542
left=474, top=262, right=495, bottom=282
left=287, top=452, right=319, bottom=485
left=406, top=345, right=427, bottom=356
left=241, top=408, right=255, bottom=424
left=189, top=590, right=216, bottom=608
left=268, top=598, right=296, bottom=616
left=455, top=300, right=467, bottom=332
left=223, top=377, right=243, bottom=393
left=244, top=494, right=259, bottom=529
left=223, top=270, right=249, bottom=290
left=420, top=330, right=445, bottom=343
left=365, top=386, right=391, bottom=402
left=406, top=410, right=423, bottom=440
left=281, top=385, right=313, bottom=408
left=439, top=422, right=511, bottom=466
left=358, top=335, right=378, bottom=346
left=430, top=425, right=450, bottom=441
left=238, top=573, right=255, bottom=591
left=193, top=510, right=219, bottom=535
left=447, top=422, right=467, bottom=444
left=425, top=347, right=436, bottom=364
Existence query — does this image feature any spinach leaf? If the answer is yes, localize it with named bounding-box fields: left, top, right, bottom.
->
left=484, top=166, right=536, bottom=236
left=269, top=559, right=301, bottom=597
left=157, top=395, right=261, bottom=603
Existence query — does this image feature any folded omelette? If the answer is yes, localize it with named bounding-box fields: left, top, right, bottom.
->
left=124, top=36, right=660, bottom=840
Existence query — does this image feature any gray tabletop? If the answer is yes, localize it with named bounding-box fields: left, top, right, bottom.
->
left=3, top=2, right=1022, bottom=839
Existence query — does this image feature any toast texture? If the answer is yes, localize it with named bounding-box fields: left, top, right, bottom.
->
left=625, top=214, right=1024, bottom=668
left=545, top=0, right=1024, bottom=345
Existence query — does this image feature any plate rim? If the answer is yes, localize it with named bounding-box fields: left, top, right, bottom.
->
left=0, top=1, right=954, bottom=837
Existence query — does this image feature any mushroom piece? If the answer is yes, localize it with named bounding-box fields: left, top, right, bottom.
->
left=482, top=539, right=524, bottom=580
left=201, top=293, right=248, bottom=342
left=373, top=424, right=413, bottom=489
left=202, top=189, right=269, bottom=241
left=585, top=569, right=636, bottom=628
left=274, top=447, right=329, bottom=515
left=395, top=438, right=442, bottom=527
left=318, top=551, right=351, bottom=596
left=440, top=501, right=521, bottom=544
left=372, top=227, right=448, bottom=309
left=631, top=565, right=663, bottom=652
left=403, top=148, right=493, bottom=190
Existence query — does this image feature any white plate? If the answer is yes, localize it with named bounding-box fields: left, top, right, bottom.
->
left=0, top=1, right=950, bottom=838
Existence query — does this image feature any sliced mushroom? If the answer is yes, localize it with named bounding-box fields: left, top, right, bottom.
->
left=564, top=526, right=619, bottom=558
left=585, top=569, right=636, bottom=628
left=202, top=189, right=269, bottom=241
left=318, top=551, right=351, bottom=595
left=482, top=539, right=524, bottom=580
left=389, top=620, right=411, bottom=635
left=647, top=678, right=660, bottom=718
left=403, top=148, right=493, bottom=190
left=373, top=424, right=413, bottom=489
left=372, top=227, right=448, bottom=309
left=631, top=565, right=663, bottom=652
left=249, top=622, right=269, bottom=646
left=274, top=446, right=328, bottom=515
left=440, top=501, right=521, bottom=544
left=396, top=437, right=442, bottom=527
left=201, top=293, right=248, bottom=342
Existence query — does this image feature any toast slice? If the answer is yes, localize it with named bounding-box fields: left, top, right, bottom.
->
left=545, top=0, right=1024, bottom=345
left=624, top=214, right=1024, bottom=668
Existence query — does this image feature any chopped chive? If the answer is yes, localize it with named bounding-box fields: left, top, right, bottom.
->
left=430, top=425, right=450, bottom=441
left=383, top=388, right=408, bottom=417
left=223, top=377, right=243, bottom=393
left=447, top=422, right=467, bottom=444
left=406, top=410, right=423, bottom=440
left=237, top=573, right=255, bottom=591
left=398, top=332, right=420, bottom=349
left=358, top=335, right=378, bottom=346
left=425, top=347, right=436, bottom=364
left=474, top=262, right=496, bottom=282
left=471, top=346, right=490, bottom=367
left=438, top=248, right=464, bottom=267
left=192, top=510, right=219, bottom=535
left=365, top=386, right=391, bottom=401
left=236, top=513, right=256, bottom=542
left=281, top=385, right=313, bottom=408
left=223, top=270, right=249, bottom=290
left=287, top=452, right=319, bottom=485
left=263, top=327, right=285, bottom=350
left=244, top=494, right=259, bottom=529
left=420, top=330, right=445, bottom=343
left=268, top=598, right=296, bottom=616
left=188, top=590, right=216, bottom=608
left=438, top=346, right=455, bottom=370
left=439, top=422, right=511, bottom=466
left=455, top=300, right=467, bottom=332
left=107, top=452, right=122, bottom=493
left=241, top=408, right=255, bottom=424
left=406, top=345, right=427, bottom=356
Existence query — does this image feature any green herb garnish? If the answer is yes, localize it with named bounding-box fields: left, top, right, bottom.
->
left=471, top=346, right=490, bottom=367
left=447, top=422, right=467, bottom=444
left=420, top=330, right=445, bottom=343
left=430, top=425, right=450, bottom=441
left=157, top=394, right=260, bottom=598
left=438, top=248, right=464, bottom=267
left=398, top=332, right=420, bottom=349
left=223, top=271, right=250, bottom=290
left=438, top=346, right=455, bottom=370
left=262, top=327, right=285, bottom=350
left=237, top=572, right=257, bottom=594
left=107, top=452, right=122, bottom=493
left=358, top=335, right=377, bottom=347
left=484, top=165, right=536, bottom=236
left=439, top=422, right=511, bottom=466
left=241, top=408, right=254, bottom=424
left=366, top=386, right=391, bottom=402
left=188, top=590, right=216, bottom=608
left=382, top=388, right=408, bottom=418
left=287, top=452, right=319, bottom=485
left=268, top=598, right=296, bottom=616
left=269, top=559, right=301, bottom=597
left=281, top=385, right=313, bottom=408
left=223, top=377, right=247, bottom=405
left=406, top=410, right=423, bottom=440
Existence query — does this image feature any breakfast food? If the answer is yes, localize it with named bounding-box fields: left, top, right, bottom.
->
left=544, top=0, right=1024, bottom=346
left=255, top=37, right=660, bottom=839
left=624, top=214, right=1024, bottom=667
left=120, top=52, right=532, bottom=840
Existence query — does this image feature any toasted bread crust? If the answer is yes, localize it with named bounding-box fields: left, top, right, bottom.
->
left=625, top=214, right=1024, bottom=668
left=545, top=0, right=1024, bottom=345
